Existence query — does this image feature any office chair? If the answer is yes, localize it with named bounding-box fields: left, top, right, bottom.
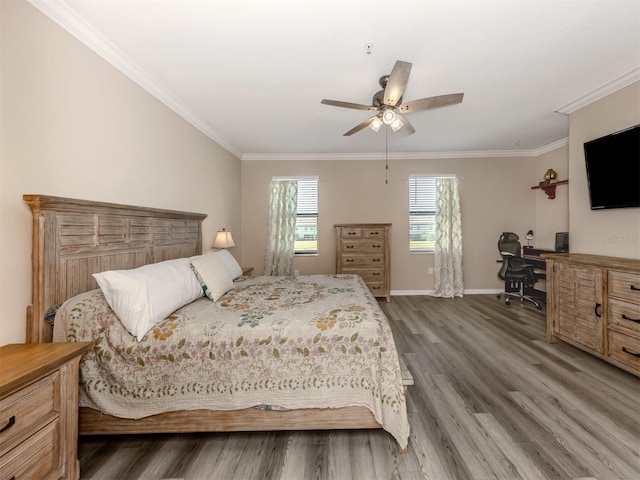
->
left=497, top=232, right=543, bottom=309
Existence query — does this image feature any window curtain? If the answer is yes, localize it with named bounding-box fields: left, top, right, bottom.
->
left=433, top=177, right=464, bottom=297
left=264, top=180, right=298, bottom=276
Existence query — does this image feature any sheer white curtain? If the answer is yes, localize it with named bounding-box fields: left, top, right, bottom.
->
left=264, top=180, right=298, bottom=276
left=433, top=177, right=464, bottom=297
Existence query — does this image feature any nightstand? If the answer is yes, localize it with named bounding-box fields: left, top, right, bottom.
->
left=241, top=266, right=254, bottom=277
left=241, top=266, right=254, bottom=278
left=0, top=342, right=92, bottom=480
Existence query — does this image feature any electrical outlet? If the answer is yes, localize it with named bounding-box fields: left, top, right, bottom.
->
left=294, top=269, right=299, bottom=276
left=428, top=267, right=434, bottom=275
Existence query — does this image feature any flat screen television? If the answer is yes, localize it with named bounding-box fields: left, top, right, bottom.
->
left=583, top=124, right=640, bottom=210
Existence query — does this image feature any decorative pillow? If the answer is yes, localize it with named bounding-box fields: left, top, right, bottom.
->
left=190, top=253, right=235, bottom=301
left=214, top=249, right=243, bottom=279
left=92, top=258, right=203, bottom=341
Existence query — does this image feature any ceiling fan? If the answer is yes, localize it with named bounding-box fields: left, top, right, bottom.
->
left=321, top=60, right=464, bottom=136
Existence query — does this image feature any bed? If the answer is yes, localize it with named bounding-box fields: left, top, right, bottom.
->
left=23, top=194, right=411, bottom=451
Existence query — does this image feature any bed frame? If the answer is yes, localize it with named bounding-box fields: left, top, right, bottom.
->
left=24, top=194, right=408, bottom=448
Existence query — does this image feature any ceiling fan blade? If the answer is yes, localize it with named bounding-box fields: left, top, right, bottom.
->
left=397, top=115, right=415, bottom=136
left=383, top=60, right=412, bottom=107
left=343, top=116, right=377, bottom=136
left=399, top=93, right=464, bottom=113
left=321, top=99, right=378, bottom=111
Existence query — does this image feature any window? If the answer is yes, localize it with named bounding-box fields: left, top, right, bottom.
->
left=294, top=178, right=319, bottom=254
left=409, top=176, right=436, bottom=252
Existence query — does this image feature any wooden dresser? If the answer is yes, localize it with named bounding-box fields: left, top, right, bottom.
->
left=0, top=342, right=92, bottom=480
left=544, top=253, right=640, bottom=376
left=335, top=223, right=391, bottom=302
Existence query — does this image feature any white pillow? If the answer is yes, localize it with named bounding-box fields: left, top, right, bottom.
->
left=214, top=249, right=243, bottom=279
left=190, top=253, right=235, bottom=301
left=93, top=258, right=203, bottom=341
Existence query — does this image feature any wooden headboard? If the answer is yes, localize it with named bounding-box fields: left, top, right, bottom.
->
left=23, top=195, right=207, bottom=343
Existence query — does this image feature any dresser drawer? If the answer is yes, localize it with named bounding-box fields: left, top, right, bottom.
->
left=341, top=240, right=386, bottom=254
left=607, top=329, right=640, bottom=372
left=340, top=227, right=386, bottom=239
left=0, top=418, right=60, bottom=480
left=0, top=372, right=59, bottom=456
left=608, top=298, right=640, bottom=334
left=367, top=283, right=387, bottom=296
left=609, top=270, right=640, bottom=303
left=351, top=269, right=386, bottom=283
left=341, top=228, right=363, bottom=239
left=361, top=227, right=386, bottom=238
left=342, top=254, right=384, bottom=267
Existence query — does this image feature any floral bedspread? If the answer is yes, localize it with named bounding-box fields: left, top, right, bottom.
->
left=53, top=274, right=409, bottom=448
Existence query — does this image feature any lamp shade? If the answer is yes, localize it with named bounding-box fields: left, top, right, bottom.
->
left=213, top=228, right=235, bottom=249
left=370, top=116, right=383, bottom=133
left=382, top=108, right=396, bottom=125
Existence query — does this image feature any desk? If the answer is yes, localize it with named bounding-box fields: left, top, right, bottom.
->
left=521, top=247, right=555, bottom=301
left=522, top=246, right=555, bottom=271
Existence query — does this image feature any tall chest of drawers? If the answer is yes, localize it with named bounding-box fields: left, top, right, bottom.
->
left=0, top=342, right=92, bottom=480
left=335, top=223, right=391, bottom=302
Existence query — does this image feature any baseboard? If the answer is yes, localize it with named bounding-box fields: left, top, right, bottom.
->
left=391, top=289, right=503, bottom=296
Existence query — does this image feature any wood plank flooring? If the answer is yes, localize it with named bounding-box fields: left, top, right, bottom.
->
left=77, top=295, right=640, bottom=480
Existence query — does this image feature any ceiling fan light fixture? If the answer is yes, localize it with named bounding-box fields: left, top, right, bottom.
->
left=370, top=116, right=383, bottom=132
left=381, top=108, right=396, bottom=125
left=321, top=60, right=464, bottom=137
left=390, top=115, right=405, bottom=132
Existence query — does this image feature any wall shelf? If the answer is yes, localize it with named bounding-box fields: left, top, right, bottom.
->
left=531, top=179, right=568, bottom=199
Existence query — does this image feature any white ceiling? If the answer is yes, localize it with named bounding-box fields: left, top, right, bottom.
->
left=32, top=0, right=640, bottom=159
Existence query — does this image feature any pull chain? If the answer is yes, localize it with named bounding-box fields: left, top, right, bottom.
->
left=385, top=126, right=388, bottom=185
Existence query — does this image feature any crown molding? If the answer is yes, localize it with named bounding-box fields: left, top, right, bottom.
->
left=555, top=67, right=640, bottom=115
left=28, top=0, right=242, bottom=159
left=29, top=0, right=588, bottom=162
left=241, top=138, right=568, bottom=161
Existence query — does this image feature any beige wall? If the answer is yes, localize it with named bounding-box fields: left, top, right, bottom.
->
left=568, top=82, right=640, bottom=259
left=241, top=155, right=546, bottom=293
left=534, top=145, right=569, bottom=249
left=0, top=1, right=241, bottom=345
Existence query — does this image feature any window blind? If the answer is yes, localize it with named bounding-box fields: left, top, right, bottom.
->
left=409, top=176, right=436, bottom=252
left=294, top=178, right=318, bottom=254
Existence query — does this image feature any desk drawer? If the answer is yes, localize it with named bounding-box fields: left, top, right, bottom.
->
left=0, top=373, right=59, bottom=456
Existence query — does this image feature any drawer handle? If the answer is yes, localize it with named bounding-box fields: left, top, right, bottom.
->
left=346, top=259, right=354, bottom=262
left=594, top=303, right=602, bottom=318
left=372, top=259, right=381, bottom=262
left=0, top=415, right=15, bottom=433
left=631, top=285, right=640, bottom=291
left=371, top=286, right=381, bottom=290
left=373, top=244, right=381, bottom=248
left=347, top=232, right=356, bottom=235
left=373, top=272, right=381, bottom=276
left=346, top=245, right=354, bottom=249
left=369, top=232, right=380, bottom=235
left=622, top=347, right=640, bottom=358
left=622, top=314, right=640, bottom=323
